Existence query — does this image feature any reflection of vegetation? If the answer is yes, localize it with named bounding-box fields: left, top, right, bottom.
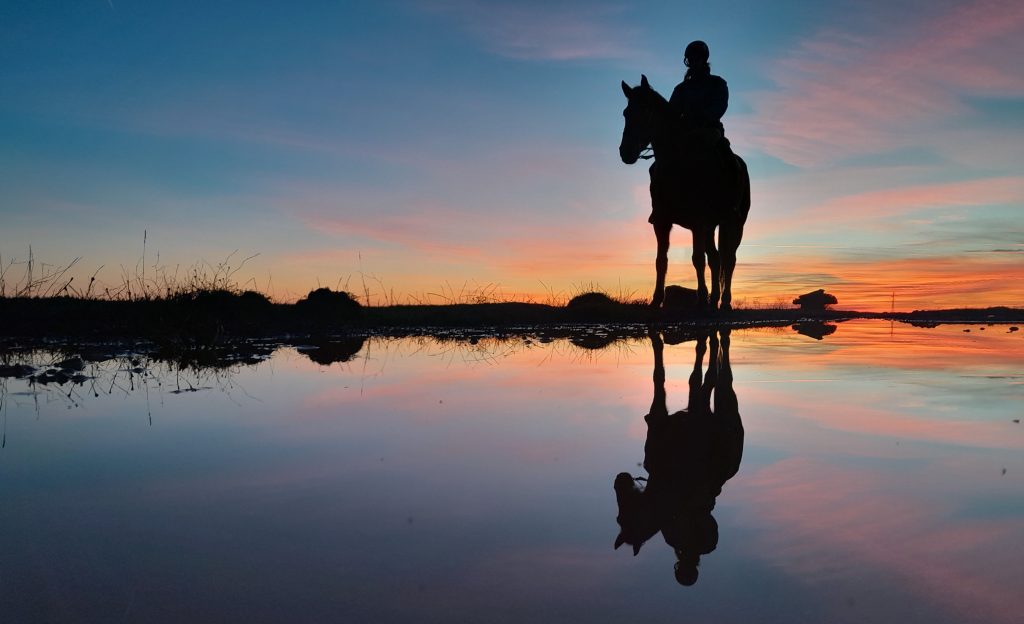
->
left=298, top=337, right=367, bottom=365
left=791, top=321, right=838, bottom=340
left=569, top=332, right=619, bottom=351
left=0, top=332, right=670, bottom=432
left=0, top=346, right=274, bottom=427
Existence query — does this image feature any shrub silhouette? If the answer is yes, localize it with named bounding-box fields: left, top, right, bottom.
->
left=793, top=289, right=837, bottom=311
left=567, top=292, right=619, bottom=308
left=295, top=288, right=362, bottom=323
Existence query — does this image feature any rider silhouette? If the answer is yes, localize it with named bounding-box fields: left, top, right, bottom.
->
left=669, top=41, right=728, bottom=137
left=668, top=41, right=737, bottom=183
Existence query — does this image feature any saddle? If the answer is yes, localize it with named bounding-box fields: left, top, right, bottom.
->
left=649, top=130, right=737, bottom=195
left=684, top=126, right=737, bottom=178
left=646, top=134, right=739, bottom=229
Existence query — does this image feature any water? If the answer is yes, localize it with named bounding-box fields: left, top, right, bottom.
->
left=1, top=321, right=1021, bottom=623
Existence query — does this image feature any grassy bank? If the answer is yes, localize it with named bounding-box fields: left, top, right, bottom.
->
left=2, top=286, right=1022, bottom=342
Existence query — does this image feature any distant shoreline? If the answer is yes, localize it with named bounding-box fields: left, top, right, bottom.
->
left=1, top=293, right=1021, bottom=342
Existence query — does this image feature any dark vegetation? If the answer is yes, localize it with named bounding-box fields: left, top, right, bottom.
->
left=0, top=288, right=358, bottom=340
left=2, top=298, right=1021, bottom=390
left=1, top=253, right=1021, bottom=342
left=3, top=286, right=1021, bottom=342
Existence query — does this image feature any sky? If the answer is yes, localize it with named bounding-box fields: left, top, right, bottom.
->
left=1, top=0, right=1022, bottom=310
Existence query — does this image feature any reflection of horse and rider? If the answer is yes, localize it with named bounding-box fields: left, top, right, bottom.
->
left=620, top=41, right=751, bottom=311
left=613, top=328, right=744, bottom=587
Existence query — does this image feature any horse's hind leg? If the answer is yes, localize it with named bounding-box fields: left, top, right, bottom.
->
left=651, top=223, right=671, bottom=307
left=705, top=227, right=721, bottom=309
left=719, top=158, right=750, bottom=312
left=719, top=221, right=745, bottom=311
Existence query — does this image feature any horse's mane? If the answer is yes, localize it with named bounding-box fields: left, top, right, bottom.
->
left=635, top=82, right=682, bottom=136
left=638, top=81, right=671, bottom=110
left=639, top=83, right=669, bottom=108
left=636, top=83, right=674, bottom=122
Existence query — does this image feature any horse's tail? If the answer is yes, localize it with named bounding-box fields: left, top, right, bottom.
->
left=734, top=155, right=751, bottom=225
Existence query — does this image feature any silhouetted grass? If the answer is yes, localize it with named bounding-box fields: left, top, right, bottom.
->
left=2, top=251, right=1022, bottom=342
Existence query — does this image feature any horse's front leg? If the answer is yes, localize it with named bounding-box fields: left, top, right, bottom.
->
left=691, top=227, right=708, bottom=308
left=705, top=227, right=721, bottom=309
left=651, top=223, right=671, bottom=307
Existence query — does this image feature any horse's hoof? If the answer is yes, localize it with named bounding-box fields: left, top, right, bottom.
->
left=720, top=302, right=732, bottom=312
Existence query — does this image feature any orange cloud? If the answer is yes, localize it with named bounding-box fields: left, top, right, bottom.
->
left=758, top=176, right=1024, bottom=233
left=732, top=251, right=1024, bottom=311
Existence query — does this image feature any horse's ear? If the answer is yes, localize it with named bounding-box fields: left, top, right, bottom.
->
left=640, top=74, right=650, bottom=89
left=614, top=533, right=626, bottom=550
left=621, top=80, right=631, bottom=98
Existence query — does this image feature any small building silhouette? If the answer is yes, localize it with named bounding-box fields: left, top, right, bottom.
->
left=793, top=289, right=837, bottom=311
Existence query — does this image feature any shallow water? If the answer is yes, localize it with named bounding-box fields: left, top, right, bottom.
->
left=1, top=321, right=1022, bottom=623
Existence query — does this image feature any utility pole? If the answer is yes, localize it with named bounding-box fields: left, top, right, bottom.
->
left=890, top=291, right=895, bottom=337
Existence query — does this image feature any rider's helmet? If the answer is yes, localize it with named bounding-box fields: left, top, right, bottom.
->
left=684, top=40, right=710, bottom=67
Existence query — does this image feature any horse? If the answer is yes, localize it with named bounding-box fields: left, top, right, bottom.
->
left=619, top=75, right=751, bottom=310
left=613, top=328, right=744, bottom=586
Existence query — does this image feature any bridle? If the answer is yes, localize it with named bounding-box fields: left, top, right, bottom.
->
left=626, top=94, right=658, bottom=161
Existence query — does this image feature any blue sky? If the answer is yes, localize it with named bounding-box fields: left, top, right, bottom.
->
left=2, top=0, right=1022, bottom=308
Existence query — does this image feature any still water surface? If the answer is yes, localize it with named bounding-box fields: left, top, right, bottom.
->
left=1, top=321, right=1022, bottom=623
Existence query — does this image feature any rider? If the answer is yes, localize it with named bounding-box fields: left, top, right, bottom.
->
left=670, top=41, right=728, bottom=136
left=669, top=41, right=736, bottom=179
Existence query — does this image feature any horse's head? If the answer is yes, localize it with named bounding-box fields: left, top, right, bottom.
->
left=613, top=471, right=657, bottom=556
left=619, top=74, right=656, bottom=165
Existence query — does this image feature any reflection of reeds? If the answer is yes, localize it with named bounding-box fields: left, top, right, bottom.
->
left=0, top=346, right=272, bottom=427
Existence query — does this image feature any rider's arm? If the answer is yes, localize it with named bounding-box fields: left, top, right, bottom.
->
left=709, top=78, right=728, bottom=121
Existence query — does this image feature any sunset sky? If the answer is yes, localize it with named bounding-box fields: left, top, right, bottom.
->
left=2, top=0, right=1022, bottom=310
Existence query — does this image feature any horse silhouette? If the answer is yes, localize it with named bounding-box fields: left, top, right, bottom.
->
left=614, top=328, right=744, bottom=586
left=620, top=75, right=751, bottom=310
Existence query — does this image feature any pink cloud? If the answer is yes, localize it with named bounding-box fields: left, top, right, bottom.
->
left=287, top=204, right=649, bottom=276
left=735, top=0, right=1024, bottom=166
left=421, top=1, right=643, bottom=62
left=735, top=458, right=1024, bottom=623
left=748, top=176, right=1024, bottom=238
left=744, top=383, right=1022, bottom=450
left=811, top=176, right=1024, bottom=221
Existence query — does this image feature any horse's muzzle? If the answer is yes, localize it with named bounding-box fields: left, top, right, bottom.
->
left=619, top=146, right=639, bottom=165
